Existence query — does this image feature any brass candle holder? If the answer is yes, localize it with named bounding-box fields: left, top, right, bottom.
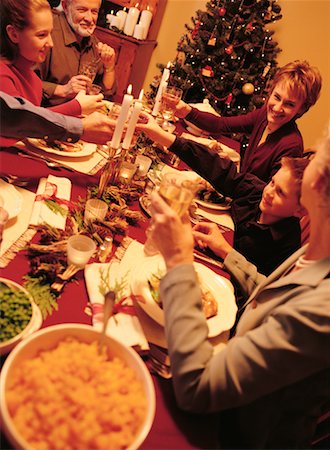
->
left=97, top=144, right=127, bottom=197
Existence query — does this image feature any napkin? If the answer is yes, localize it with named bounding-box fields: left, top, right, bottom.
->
left=30, top=175, right=71, bottom=230
left=0, top=187, right=36, bottom=267
left=84, top=242, right=149, bottom=352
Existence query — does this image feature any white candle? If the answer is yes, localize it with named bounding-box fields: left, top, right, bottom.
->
left=111, top=84, right=134, bottom=149
left=135, top=154, right=152, bottom=176
left=122, top=89, right=144, bottom=150
left=133, top=23, right=144, bottom=40
left=116, top=8, right=127, bottom=30
left=123, top=4, right=140, bottom=36
left=106, top=11, right=115, bottom=27
left=152, top=62, right=170, bottom=116
left=110, top=15, right=121, bottom=30
left=139, top=7, right=152, bottom=39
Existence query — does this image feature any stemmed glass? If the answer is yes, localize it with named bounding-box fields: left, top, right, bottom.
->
left=79, top=60, right=98, bottom=93
left=160, top=86, right=183, bottom=132
left=144, top=173, right=196, bottom=256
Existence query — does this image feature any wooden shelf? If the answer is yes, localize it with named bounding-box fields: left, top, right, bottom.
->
left=96, top=0, right=167, bottom=100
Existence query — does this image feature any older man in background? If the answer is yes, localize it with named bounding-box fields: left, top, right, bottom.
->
left=38, top=0, right=116, bottom=106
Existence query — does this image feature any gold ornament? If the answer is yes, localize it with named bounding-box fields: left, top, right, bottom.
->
left=242, top=83, right=255, bottom=95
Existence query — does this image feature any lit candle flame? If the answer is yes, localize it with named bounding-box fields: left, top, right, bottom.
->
left=127, top=84, right=132, bottom=95
left=138, top=89, right=144, bottom=101
left=166, top=61, right=171, bottom=69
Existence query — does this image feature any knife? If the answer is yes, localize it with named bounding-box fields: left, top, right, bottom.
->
left=193, top=251, right=224, bottom=269
left=17, top=150, right=75, bottom=172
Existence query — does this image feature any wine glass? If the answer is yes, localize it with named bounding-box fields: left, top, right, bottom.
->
left=78, top=61, right=98, bottom=92
left=160, top=86, right=183, bottom=131
left=143, top=173, right=195, bottom=256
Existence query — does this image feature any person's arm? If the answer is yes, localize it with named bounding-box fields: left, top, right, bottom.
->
left=184, top=105, right=259, bottom=135
left=0, top=92, right=116, bottom=145
left=151, top=190, right=329, bottom=414
left=0, top=92, right=82, bottom=142
left=161, top=265, right=329, bottom=413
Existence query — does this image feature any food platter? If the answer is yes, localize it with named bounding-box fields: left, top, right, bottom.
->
left=130, top=256, right=237, bottom=338
left=27, top=138, right=97, bottom=158
left=0, top=180, right=23, bottom=219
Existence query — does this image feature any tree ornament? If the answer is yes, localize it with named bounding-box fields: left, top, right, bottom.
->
left=242, top=83, right=255, bottom=95
left=219, top=7, right=226, bottom=16
left=225, top=92, right=233, bottom=105
left=261, top=62, right=271, bottom=78
left=201, top=65, right=214, bottom=77
left=192, top=20, right=201, bottom=39
left=246, top=22, right=254, bottom=32
left=225, top=44, right=234, bottom=55
left=208, top=35, right=217, bottom=46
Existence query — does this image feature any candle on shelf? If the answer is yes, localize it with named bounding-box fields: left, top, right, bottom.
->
left=123, top=4, right=140, bottom=37
left=122, top=89, right=144, bottom=150
left=139, top=6, right=152, bottom=39
left=133, top=23, right=144, bottom=40
left=152, top=62, right=170, bottom=117
left=110, top=15, right=121, bottom=30
left=116, top=7, right=127, bottom=30
left=110, top=84, right=134, bottom=149
left=106, top=10, right=115, bottom=27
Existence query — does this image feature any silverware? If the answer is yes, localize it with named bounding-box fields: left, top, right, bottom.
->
left=0, top=174, right=30, bottom=187
left=193, top=251, right=224, bottom=269
left=17, top=151, right=75, bottom=172
left=149, top=355, right=172, bottom=379
left=98, top=290, right=116, bottom=354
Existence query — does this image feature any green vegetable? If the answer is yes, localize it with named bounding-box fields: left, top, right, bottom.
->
left=0, top=281, right=32, bottom=342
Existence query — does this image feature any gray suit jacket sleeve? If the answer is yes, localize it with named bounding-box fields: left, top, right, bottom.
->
left=0, top=92, right=82, bottom=142
left=161, top=258, right=330, bottom=414
left=224, top=248, right=266, bottom=297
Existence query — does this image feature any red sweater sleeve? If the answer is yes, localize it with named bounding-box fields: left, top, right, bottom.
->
left=48, top=99, right=81, bottom=117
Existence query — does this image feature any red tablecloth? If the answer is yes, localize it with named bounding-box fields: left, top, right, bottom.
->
left=0, top=146, right=233, bottom=449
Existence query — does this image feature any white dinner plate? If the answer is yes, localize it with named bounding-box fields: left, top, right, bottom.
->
left=131, top=255, right=237, bottom=338
left=0, top=179, right=23, bottom=219
left=27, top=138, right=97, bottom=158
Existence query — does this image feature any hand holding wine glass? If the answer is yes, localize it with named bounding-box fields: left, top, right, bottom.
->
left=160, top=86, right=183, bottom=131
left=143, top=173, right=195, bottom=256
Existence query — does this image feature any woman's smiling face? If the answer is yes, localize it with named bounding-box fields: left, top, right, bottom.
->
left=13, top=8, right=53, bottom=63
left=267, top=82, right=304, bottom=132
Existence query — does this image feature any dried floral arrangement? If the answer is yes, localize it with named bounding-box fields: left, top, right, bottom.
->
left=23, top=183, right=146, bottom=318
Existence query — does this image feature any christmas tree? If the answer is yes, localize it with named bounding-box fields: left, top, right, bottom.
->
left=149, top=0, right=282, bottom=117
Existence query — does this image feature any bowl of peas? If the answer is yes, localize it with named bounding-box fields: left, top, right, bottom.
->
left=0, top=278, right=42, bottom=356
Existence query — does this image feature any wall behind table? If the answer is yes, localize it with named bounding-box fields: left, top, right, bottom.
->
left=143, top=0, right=330, bottom=149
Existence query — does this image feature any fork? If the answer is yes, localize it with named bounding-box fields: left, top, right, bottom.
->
left=51, top=264, right=80, bottom=293
left=0, top=174, right=30, bottom=187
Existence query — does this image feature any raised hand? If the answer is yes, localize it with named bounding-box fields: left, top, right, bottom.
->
left=193, top=222, right=232, bottom=260
left=81, top=112, right=116, bottom=144
left=150, top=191, right=194, bottom=270
left=75, top=90, right=104, bottom=115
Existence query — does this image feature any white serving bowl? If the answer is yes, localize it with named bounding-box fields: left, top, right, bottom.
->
left=0, top=324, right=156, bottom=450
left=0, top=278, right=42, bottom=356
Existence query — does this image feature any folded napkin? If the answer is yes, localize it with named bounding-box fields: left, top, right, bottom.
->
left=84, top=242, right=149, bottom=352
left=30, top=175, right=71, bottom=230
left=0, top=186, right=36, bottom=267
